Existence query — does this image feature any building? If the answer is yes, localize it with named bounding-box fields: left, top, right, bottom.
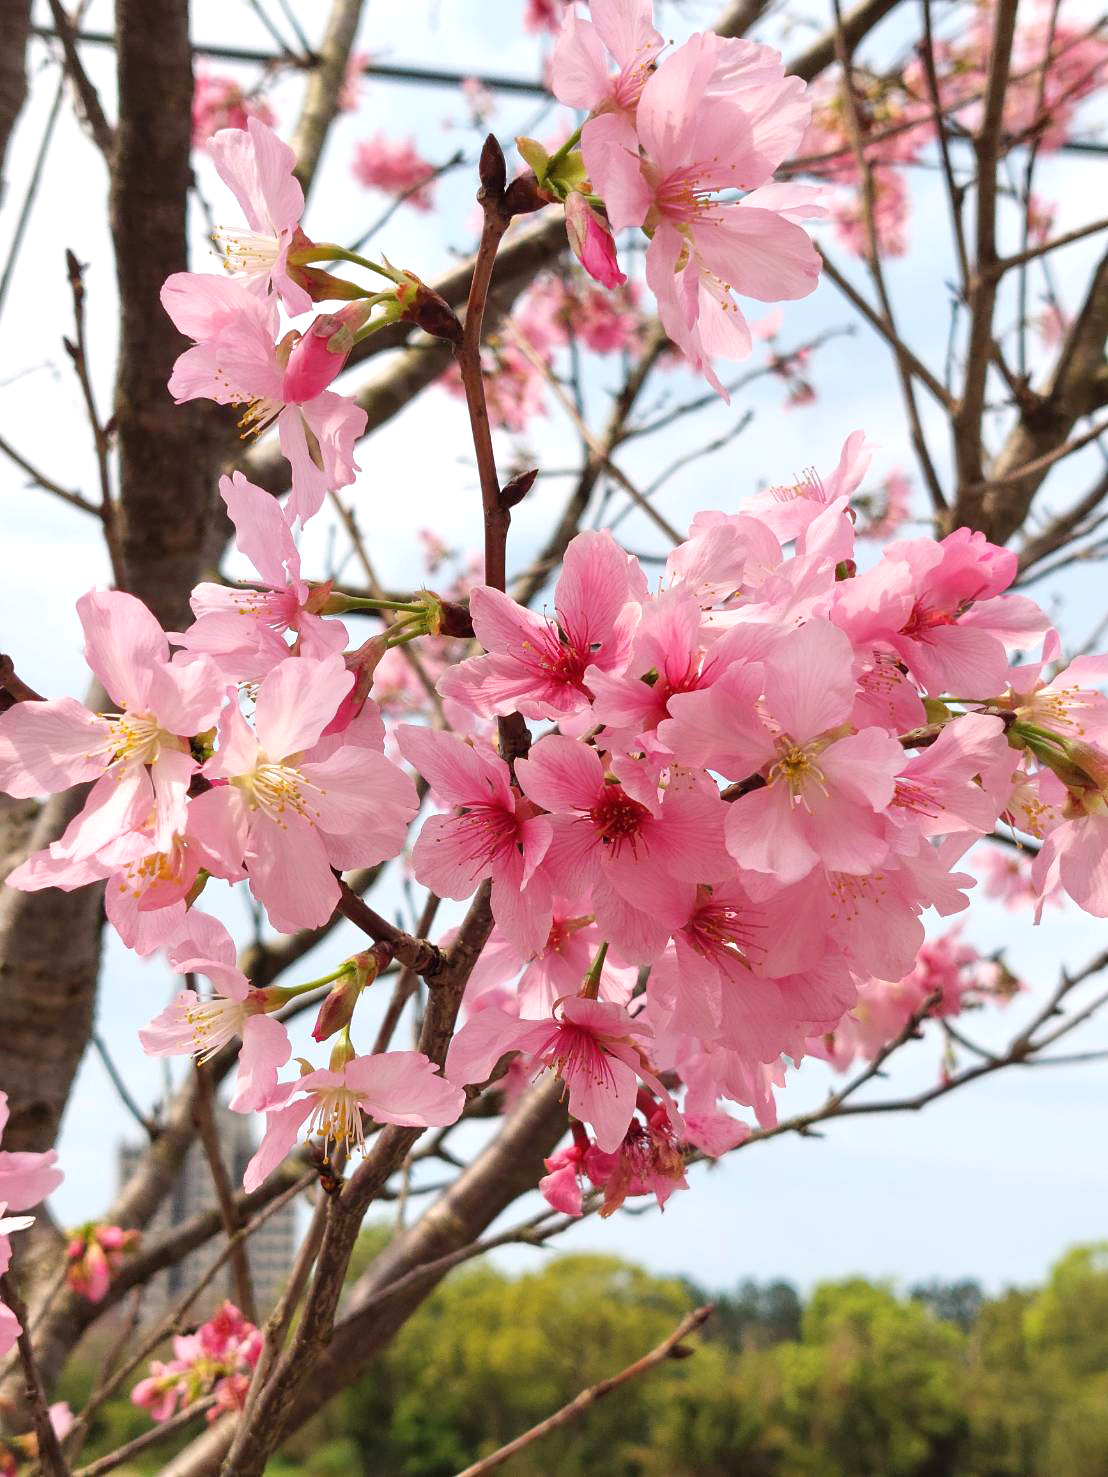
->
left=118, top=1102, right=297, bottom=1319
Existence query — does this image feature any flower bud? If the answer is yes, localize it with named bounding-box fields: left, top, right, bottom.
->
left=564, top=193, right=625, bottom=289
left=281, top=303, right=372, bottom=402
left=312, top=946, right=390, bottom=1043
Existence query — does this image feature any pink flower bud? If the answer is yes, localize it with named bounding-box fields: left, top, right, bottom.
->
left=281, top=304, right=371, bottom=402
left=564, top=193, right=625, bottom=290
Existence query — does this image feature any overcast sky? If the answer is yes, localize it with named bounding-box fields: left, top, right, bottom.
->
left=2, top=0, right=1106, bottom=1295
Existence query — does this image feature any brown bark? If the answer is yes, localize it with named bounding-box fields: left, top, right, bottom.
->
left=0, top=0, right=31, bottom=195
left=110, top=0, right=225, bottom=628
left=954, top=250, right=1108, bottom=541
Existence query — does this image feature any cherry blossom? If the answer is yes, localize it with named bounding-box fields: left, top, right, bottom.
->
left=208, top=117, right=311, bottom=314
left=244, top=1050, right=464, bottom=1191
left=195, top=655, right=419, bottom=931
left=175, top=472, right=348, bottom=681
left=160, top=277, right=367, bottom=525
left=396, top=725, right=554, bottom=955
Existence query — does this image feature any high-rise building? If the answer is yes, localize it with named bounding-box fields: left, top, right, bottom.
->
left=118, top=1103, right=297, bottom=1318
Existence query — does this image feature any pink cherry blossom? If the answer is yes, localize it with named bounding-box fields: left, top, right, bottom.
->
left=196, top=656, right=419, bottom=932
left=208, top=118, right=310, bottom=314
left=396, top=725, right=554, bottom=956
left=439, top=530, right=645, bottom=721
left=446, top=995, right=675, bottom=1153
left=244, top=1052, right=464, bottom=1191
left=582, top=33, right=821, bottom=394
left=161, top=277, right=367, bottom=526
left=891, top=713, right=1010, bottom=839
left=175, top=472, right=348, bottom=681
left=551, top=0, right=663, bottom=119
left=139, top=913, right=291, bottom=1112
left=351, top=134, right=437, bottom=210
left=515, top=738, right=731, bottom=961
left=649, top=883, right=857, bottom=1061
left=464, top=896, right=637, bottom=1017
left=744, top=430, right=874, bottom=543
left=0, top=590, right=223, bottom=860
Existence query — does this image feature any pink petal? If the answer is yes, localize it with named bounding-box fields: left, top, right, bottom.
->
left=243, top=1097, right=314, bottom=1191
left=219, top=471, right=300, bottom=588
left=254, top=655, right=353, bottom=760
left=229, top=1015, right=292, bottom=1113
left=346, top=1051, right=465, bottom=1127
left=515, top=734, right=603, bottom=814
left=726, top=781, right=819, bottom=884
left=77, top=589, right=168, bottom=710
left=245, top=811, right=338, bottom=932
left=0, top=698, right=108, bottom=796
left=764, top=618, right=856, bottom=739
left=395, top=725, right=511, bottom=808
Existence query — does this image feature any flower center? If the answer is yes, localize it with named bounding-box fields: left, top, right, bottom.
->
left=233, top=759, right=324, bottom=827
left=184, top=997, right=249, bottom=1061
left=767, top=741, right=827, bottom=801
left=588, top=785, right=651, bottom=855
left=450, top=802, right=520, bottom=874
left=306, top=1086, right=366, bottom=1156
left=214, top=227, right=280, bottom=276
left=101, top=712, right=167, bottom=770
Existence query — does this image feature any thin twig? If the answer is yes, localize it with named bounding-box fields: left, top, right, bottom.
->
left=63, top=249, right=123, bottom=583
left=454, top=1304, right=715, bottom=1476
left=192, top=1065, right=257, bottom=1323
left=72, top=1396, right=217, bottom=1477
left=91, top=1032, right=158, bottom=1137
left=0, top=431, right=98, bottom=516
left=44, top=0, right=113, bottom=156
left=0, top=1273, right=71, bottom=1476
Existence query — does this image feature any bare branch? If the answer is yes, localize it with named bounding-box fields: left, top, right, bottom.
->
left=454, top=1303, right=715, bottom=1476
left=193, top=1065, right=257, bottom=1324
left=0, top=1272, right=71, bottom=1475
left=290, top=0, right=366, bottom=196
left=45, top=0, right=113, bottom=156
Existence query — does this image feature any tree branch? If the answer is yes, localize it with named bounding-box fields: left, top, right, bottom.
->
left=454, top=1304, right=715, bottom=1476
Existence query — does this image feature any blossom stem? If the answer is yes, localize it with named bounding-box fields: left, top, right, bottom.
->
left=541, top=124, right=583, bottom=180
left=579, top=941, right=609, bottom=1000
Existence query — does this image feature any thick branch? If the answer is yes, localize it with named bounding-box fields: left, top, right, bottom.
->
left=290, top=0, right=365, bottom=196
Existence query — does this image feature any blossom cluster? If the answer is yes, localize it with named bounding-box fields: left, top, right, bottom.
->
left=799, top=2, right=1107, bottom=259
left=132, top=1301, right=262, bottom=1423
left=2, top=45, right=1107, bottom=1231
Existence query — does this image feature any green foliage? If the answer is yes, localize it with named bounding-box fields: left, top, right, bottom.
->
left=72, top=1241, right=1108, bottom=1476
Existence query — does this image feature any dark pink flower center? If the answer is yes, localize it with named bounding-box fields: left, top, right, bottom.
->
left=521, top=620, right=592, bottom=691
left=588, top=785, right=651, bottom=856
left=540, top=1022, right=617, bottom=1091
left=687, top=898, right=764, bottom=969
left=451, top=802, right=520, bottom=872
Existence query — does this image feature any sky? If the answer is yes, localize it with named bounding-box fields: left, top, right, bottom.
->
left=1, top=0, right=1106, bottom=1298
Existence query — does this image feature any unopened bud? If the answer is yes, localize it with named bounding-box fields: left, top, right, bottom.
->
left=500, top=467, right=538, bottom=510
left=281, top=303, right=372, bottom=402
left=564, top=193, right=625, bottom=289
left=478, top=133, right=507, bottom=199
left=394, top=273, right=462, bottom=344
left=313, top=947, right=390, bottom=1042
left=503, top=172, right=552, bottom=218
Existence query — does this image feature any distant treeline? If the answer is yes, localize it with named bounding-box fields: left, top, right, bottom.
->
left=64, top=1240, right=1108, bottom=1476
